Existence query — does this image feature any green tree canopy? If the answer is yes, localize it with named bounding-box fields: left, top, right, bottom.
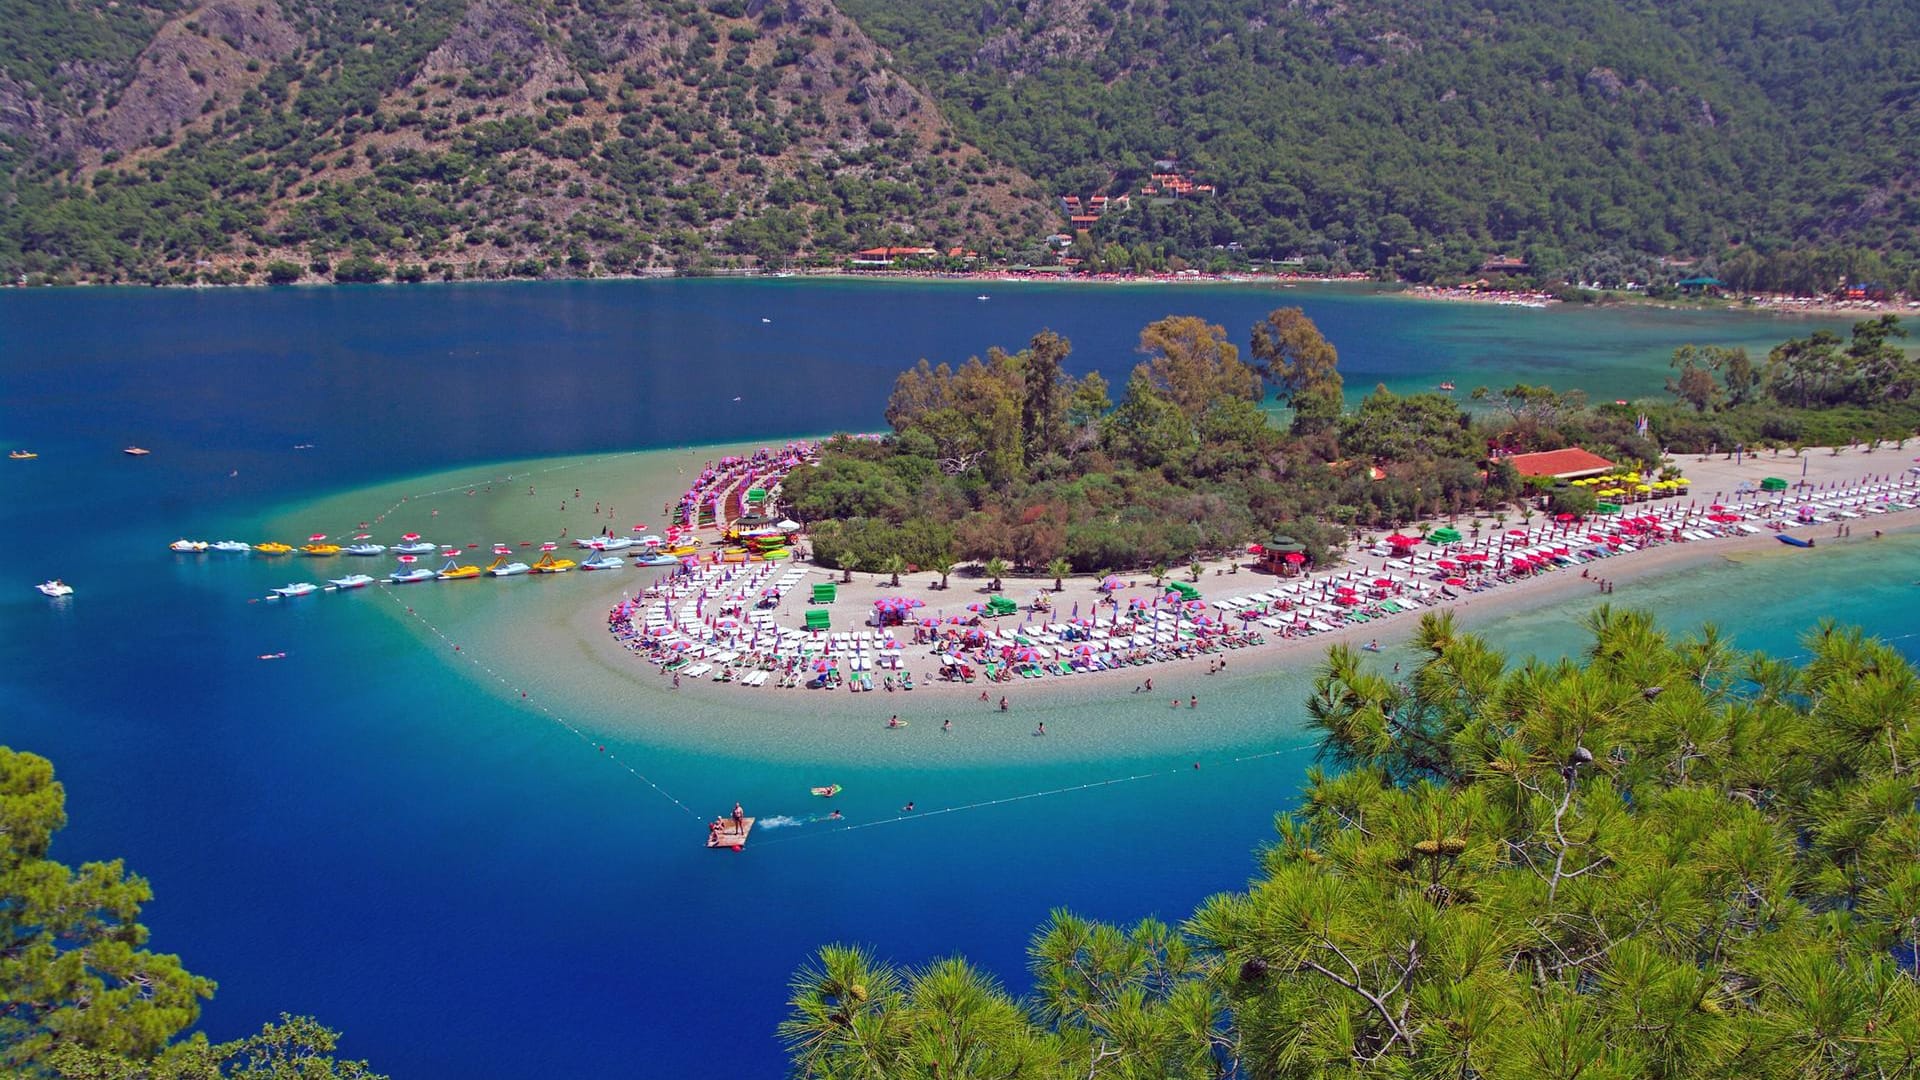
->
left=785, top=610, right=1920, bottom=1078
left=1, top=747, right=383, bottom=1079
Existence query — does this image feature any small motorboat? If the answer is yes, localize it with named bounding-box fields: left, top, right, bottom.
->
left=392, top=541, right=437, bottom=555
left=258, top=652, right=286, bottom=660
left=344, top=543, right=387, bottom=556
left=437, top=557, right=481, bottom=581
left=169, top=539, right=209, bottom=553
left=1437, top=381, right=1456, bottom=392
left=254, top=541, right=294, bottom=555
left=271, top=582, right=318, bottom=598
left=327, top=573, right=375, bottom=589
left=302, top=543, right=341, bottom=557
left=9, top=450, right=37, bottom=460
left=631, top=553, right=679, bottom=566
left=390, top=566, right=437, bottom=584
left=579, top=553, right=625, bottom=571
left=123, top=446, right=151, bottom=456
left=36, top=580, right=73, bottom=597
left=1777, top=534, right=1815, bottom=549
left=211, top=540, right=252, bottom=553
left=810, top=784, right=842, bottom=798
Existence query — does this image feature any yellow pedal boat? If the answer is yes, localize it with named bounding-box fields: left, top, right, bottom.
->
left=255, top=542, right=294, bottom=555
left=437, top=558, right=482, bottom=580
left=529, top=551, right=576, bottom=573
left=302, top=543, right=342, bottom=556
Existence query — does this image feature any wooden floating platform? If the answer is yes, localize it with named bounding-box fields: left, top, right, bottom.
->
left=707, top=817, right=754, bottom=851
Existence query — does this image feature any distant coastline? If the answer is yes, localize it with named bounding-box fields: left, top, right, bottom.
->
left=12, top=267, right=1911, bottom=322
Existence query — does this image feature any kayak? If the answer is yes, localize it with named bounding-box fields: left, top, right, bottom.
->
left=1777, top=534, right=1815, bottom=549
left=810, top=784, right=842, bottom=798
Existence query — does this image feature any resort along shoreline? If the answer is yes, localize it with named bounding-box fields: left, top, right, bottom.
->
left=590, top=444, right=1920, bottom=705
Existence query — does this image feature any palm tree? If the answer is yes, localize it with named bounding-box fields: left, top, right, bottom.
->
left=1151, top=563, right=1167, bottom=588
left=880, top=553, right=906, bottom=588
left=838, top=552, right=861, bottom=584
left=1189, top=559, right=1204, bottom=582
left=983, top=557, right=1007, bottom=592
left=927, top=553, right=954, bottom=590
left=1046, top=557, right=1070, bottom=592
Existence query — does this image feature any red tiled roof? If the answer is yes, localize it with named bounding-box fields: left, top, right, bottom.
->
left=1504, top=448, right=1616, bottom=478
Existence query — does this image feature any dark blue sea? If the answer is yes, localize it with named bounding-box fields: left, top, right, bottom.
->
left=2, top=279, right=1907, bottom=1077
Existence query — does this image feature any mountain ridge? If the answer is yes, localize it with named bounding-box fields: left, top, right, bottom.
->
left=1, top=0, right=1916, bottom=288
left=0, top=0, right=1050, bottom=283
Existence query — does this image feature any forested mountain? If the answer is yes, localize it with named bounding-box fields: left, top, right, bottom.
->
left=840, top=0, right=1920, bottom=287
left=0, top=0, right=1049, bottom=283
left=1, top=0, right=1916, bottom=286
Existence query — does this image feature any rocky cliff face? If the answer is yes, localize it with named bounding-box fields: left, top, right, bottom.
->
left=84, top=0, right=300, bottom=153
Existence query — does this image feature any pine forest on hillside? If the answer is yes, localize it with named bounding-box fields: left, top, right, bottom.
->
left=0, top=0, right=1916, bottom=288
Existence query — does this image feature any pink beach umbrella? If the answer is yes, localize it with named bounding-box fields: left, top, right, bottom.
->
left=402, top=533, right=421, bottom=541
left=309, top=533, right=327, bottom=542
left=397, top=554, right=417, bottom=564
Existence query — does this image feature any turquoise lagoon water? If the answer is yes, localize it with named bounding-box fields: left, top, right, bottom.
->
left=0, top=280, right=1896, bottom=1078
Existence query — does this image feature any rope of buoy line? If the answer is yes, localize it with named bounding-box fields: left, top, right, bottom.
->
left=377, top=585, right=704, bottom=820
left=751, top=738, right=1323, bottom=849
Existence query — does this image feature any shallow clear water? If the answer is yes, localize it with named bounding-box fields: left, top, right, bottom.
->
left=0, top=280, right=1890, bottom=1077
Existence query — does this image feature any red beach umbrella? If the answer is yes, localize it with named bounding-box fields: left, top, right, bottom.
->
left=397, top=554, right=417, bottom=564
left=632, top=524, right=649, bottom=531
left=1444, top=576, right=1467, bottom=587
left=402, top=533, right=421, bottom=541
left=541, top=542, right=557, bottom=552
left=309, top=533, right=327, bottom=542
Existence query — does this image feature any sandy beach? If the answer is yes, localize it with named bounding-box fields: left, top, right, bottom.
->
left=586, top=443, right=1920, bottom=702
left=257, top=439, right=1920, bottom=764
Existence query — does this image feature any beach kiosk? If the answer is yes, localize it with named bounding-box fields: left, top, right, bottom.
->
left=1258, top=536, right=1307, bottom=575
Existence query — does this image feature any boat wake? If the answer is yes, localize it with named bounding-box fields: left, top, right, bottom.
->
left=756, top=815, right=810, bottom=829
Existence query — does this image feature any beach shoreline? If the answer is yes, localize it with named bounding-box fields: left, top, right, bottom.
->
left=254, top=438, right=1920, bottom=764
left=590, top=443, right=1920, bottom=706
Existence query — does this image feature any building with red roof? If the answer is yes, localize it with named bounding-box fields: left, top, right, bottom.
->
left=1502, top=447, right=1616, bottom=480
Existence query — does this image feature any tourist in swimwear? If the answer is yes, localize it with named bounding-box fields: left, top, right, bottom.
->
left=942, top=718, right=951, bottom=732
left=999, top=696, right=1009, bottom=712
left=1035, top=721, right=1046, bottom=736
left=1189, top=696, right=1198, bottom=709
left=902, top=801, right=915, bottom=812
